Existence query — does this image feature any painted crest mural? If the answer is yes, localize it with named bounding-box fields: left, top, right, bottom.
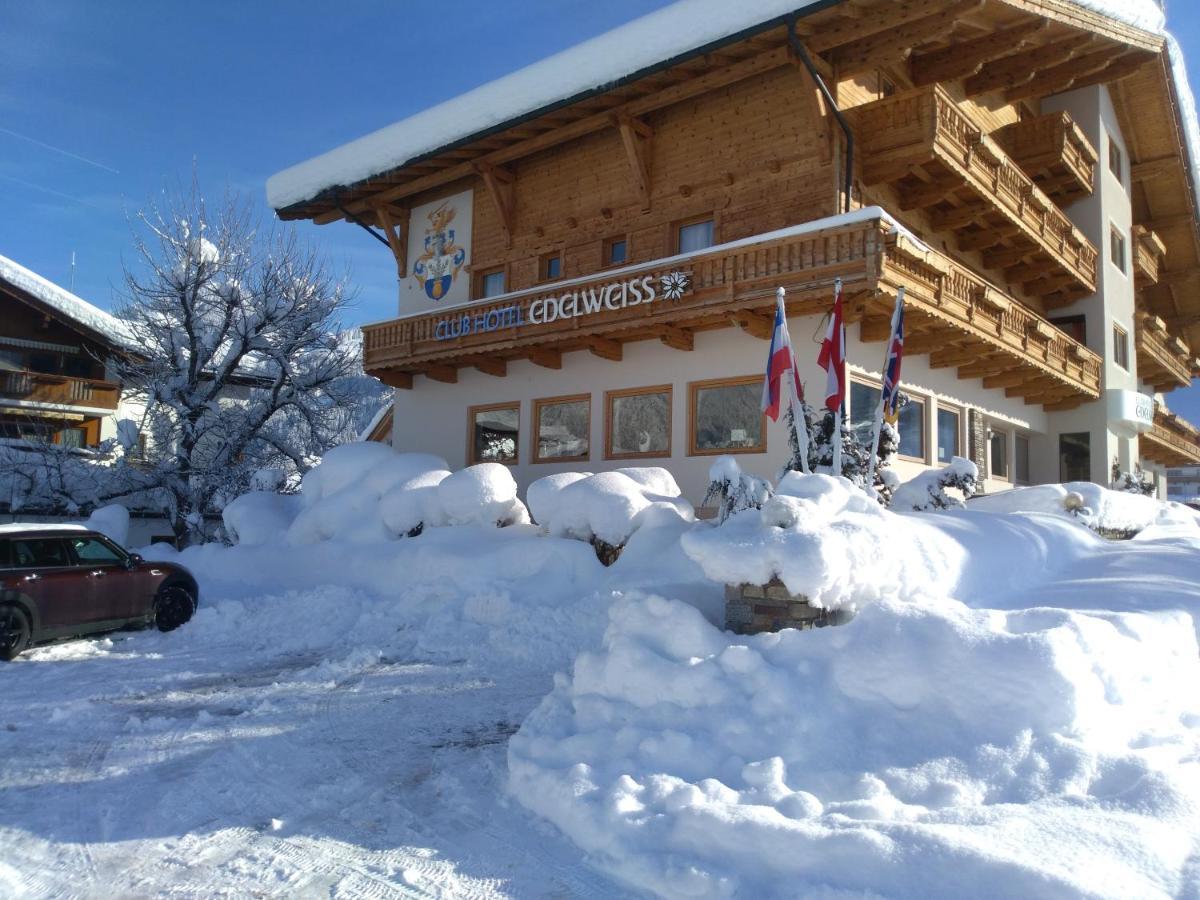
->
left=412, top=201, right=467, bottom=301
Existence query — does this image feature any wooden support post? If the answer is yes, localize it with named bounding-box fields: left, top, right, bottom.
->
left=476, top=162, right=515, bottom=249
left=615, top=114, right=653, bottom=210
left=374, top=204, right=410, bottom=277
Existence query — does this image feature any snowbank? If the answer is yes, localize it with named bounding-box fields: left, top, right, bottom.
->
left=969, top=481, right=1200, bottom=535
left=83, top=503, right=129, bottom=545
left=530, top=468, right=693, bottom=546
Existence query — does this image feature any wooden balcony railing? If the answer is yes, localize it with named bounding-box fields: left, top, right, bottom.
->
left=1142, top=402, right=1200, bottom=466
left=1132, top=225, right=1166, bottom=287
left=0, top=370, right=120, bottom=411
left=363, top=212, right=1102, bottom=409
left=847, top=85, right=1098, bottom=307
left=1136, top=315, right=1193, bottom=392
left=992, top=111, right=1097, bottom=207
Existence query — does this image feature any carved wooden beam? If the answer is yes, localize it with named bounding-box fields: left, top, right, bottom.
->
left=808, top=0, right=973, bottom=54
left=615, top=113, right=653, bottom=210
left=373, top=204, right=410, bottom=277
left=829, top=0, right=985, bottom=77
left=1131, top=155, right=1178, bottom=183
left=963, top=34, right=1095, bottom=96
left=473, top=358, right=507, bottom=378
left=377, top=370, right=413, bottom=390
left=982, top=370, right=1029, bottom=389
left=910, top=18, right=1049, bottom=86
left=475, top=163, right=515, bottom=249
left=587, top=336, right=623, bottom=361
left=729, top=311, right=774, bottom=340
left=658, top=325, right=694, bottom=352
left=1005, top=47, right=1139, bottom=102
left=424, top=365, right=458, bottom=384
left=527, top=347, right=562, bottom=369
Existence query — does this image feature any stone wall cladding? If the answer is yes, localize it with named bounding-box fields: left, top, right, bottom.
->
left=723, top=580, right=852, bottom=634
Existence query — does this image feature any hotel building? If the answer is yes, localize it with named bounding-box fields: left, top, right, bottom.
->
left=268, top=0, right=1200, bottom=500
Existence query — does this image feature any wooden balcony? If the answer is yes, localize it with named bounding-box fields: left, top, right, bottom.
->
left=1136, top=315, right=1195, bottom=393
left=992, top=111, right=1097, bottom=208
left=0, top=370, right=120, bottom=411
left=1141, top=402, right=1200, bottom=467
left=1132, top=225, right=1166, bottom=287
left=362, top=212, right=1102, bottom=410
left=847, top=85, right=1098, bottom=308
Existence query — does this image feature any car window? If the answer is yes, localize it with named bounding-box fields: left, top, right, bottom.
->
left=0, top=541, right=12, bottom=570
left=11, top=539, right=72, bottom=568
left=71, top=537, right=125, bottom=566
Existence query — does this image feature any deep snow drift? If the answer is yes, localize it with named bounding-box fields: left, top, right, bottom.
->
left=4, top=446, right=1200, bottom=899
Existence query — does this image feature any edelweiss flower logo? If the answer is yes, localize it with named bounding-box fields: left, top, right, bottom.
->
left=660, top=270, right=690, bottom=301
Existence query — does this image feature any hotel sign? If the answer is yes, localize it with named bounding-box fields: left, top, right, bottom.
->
left=433, top=269, right=692, bottom=341
left=1107, top=388, right=1155, bottom=437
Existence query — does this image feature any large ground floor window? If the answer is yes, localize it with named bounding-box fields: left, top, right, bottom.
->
left=1059, top=432, right=1091, bottom=483
left=533, top=394, right=591, bottom=463
left=689, top=376, right=765, bottom=455
left=468, top=402, right=519, bottom=465
left=849, top=380, right=925, bottom=461
left=606, top=385, right=671, bottom=459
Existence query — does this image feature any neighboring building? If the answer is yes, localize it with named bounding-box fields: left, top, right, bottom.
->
left=0, top=254, right=141, bottom=450
left=359, top=398, right=394, bottom=444
left=268, top=0, right=1200, bottom=500
left=1167, top=463, right=1200, bottom=503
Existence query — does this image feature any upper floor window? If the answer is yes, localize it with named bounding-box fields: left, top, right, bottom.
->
left=1049, top=314, right=1086, bottom=345
left=677, top=217, right=715, bottom=254
left=1113, top=323, right=1130, bottom=370
left=604, top=235, right=628, bottom=266
left=1110, top=225, right=1127, bottom=274
left=1108, top=134, right=1124, bottom=185
left=539, top=253, right=562, bottom=282
left=478, top=267, right=506, bottom=298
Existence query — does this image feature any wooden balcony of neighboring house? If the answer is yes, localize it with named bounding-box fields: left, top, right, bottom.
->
left=991, top=111, right=1098, bottom=208
left=0, top=369, right=121, bottom=412
left=846, top=85, right=1099, bottom=308
left=363, top=211, right=1102, bottom=411
left=1141, top=402, right=1200, bottom=467
left=1132, top=224, right=1167, bottom=288
left=1135, top=314, right=1195, bottom=393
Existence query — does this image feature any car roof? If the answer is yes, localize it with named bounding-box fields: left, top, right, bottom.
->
left=0, top=523, right=93, bottom=537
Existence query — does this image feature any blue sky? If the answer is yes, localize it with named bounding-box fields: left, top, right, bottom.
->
left=1, top=0, right=1198, bottom=421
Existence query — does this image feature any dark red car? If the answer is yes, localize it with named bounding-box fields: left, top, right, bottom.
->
left=0, top=525, right=198, bottom=660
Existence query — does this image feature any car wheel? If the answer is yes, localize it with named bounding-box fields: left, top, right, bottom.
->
left=0, top=605, right=31, bottom=661
left=153, top=585, right=195, bottom=633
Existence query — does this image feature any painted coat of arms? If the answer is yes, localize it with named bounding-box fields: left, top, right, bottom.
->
left=412, top=202, right=467, bottom=301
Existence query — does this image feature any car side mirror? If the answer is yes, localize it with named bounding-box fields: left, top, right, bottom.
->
left=126, top=553, right=144, bottom=569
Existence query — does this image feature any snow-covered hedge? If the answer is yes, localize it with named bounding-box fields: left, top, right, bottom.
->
left=968, top=481, right=1200, bottom=536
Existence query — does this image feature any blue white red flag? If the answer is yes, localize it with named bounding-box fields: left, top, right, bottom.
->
left=761, top=288, right=803, bottom=421
left=880, top=293, right=905, bottom=423
left=816, top=279, right=846, bottom=413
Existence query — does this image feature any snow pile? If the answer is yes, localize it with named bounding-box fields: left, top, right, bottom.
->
left=529, top=467, right=693, bottom=546
left=969, top=481, right=1200, bottom=536
left=83, top=503, right=130, bottom=545
left=510, top=582, right=1200, bottom=899
left=221, top=492, right=303, bottom=546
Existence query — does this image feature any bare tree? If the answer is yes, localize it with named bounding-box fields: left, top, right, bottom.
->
left=110, top=186, right=360, bottom=543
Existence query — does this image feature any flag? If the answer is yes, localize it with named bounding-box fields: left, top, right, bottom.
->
left=761, top=288, right=803, bottom=422
left=880, top=294, right=905, bottom=423
left=816, top=279, right=846, bottom=412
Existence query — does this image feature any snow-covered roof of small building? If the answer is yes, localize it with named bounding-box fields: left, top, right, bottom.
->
left=267, top=0, right=1189, bottom=213
left=0, top=253, right=136, bottom=352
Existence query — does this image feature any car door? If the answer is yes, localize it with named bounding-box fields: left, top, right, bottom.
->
left=7, top=538, right=88, bottom=631
left=67, top=535, right=139, bottom=622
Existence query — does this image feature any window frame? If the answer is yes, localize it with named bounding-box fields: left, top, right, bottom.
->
left=1113, top=322, right=1130, bottom=370
left=1014, top=433, right=1031, bottom=486
left=848, top=377, right=927, bottom=464
left=538, top=252, right=562, bottom=283
left=602, top=234, right=630, bottom=268
left=68, top=534, right=128, bottom=567
left=989, top=426, right=1011, bottom=481
left=475, top=265, right=508, bottom=299
left=674, top=214, right=717, bottom=255
left=1110, top=224, right=1127, bottom=275
left=936, top=403, right=963, bottom=465
left=467, top=400, right=521, bottom=466
left=1108, top=133, right=1124, bottom=185
left=687, top=375, right=767, bottom=457
left=531, top=393, right=592, bottom=464
left=604, top=384, right=673, bottom=461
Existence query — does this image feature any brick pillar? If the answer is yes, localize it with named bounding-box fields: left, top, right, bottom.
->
left=968, top=408, right=988, bottom=477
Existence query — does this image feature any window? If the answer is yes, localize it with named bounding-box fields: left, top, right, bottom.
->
left=1113, top=323, right=1129, bottom=370
left=677, top=217, right=715, bottom=254
left=989, top=428, right=1010, bottom=480
left=1110, top=225, right=1126, bottom=274
left=57, top=427, right=85, bottom=449
left=478, top=267, right=506, bottom=298
left=1049, top=314, right=1086, bottom=345
left=468, top=402, right=519, bottom=465
left=10, top=539, right=70, bottom=568
left=1108, top=134, right=1123, bottom=183
left=533, top=394, right=591, bottom=463
left=604, top=236, right=628, bottom=266
left=606, top=385, right=671, bottom=459
left=689, top=376, right=765, bottom=455
left=1015, top=434, right=1031, bottom=485
left=937, top=407, right=961, bottom=463
left=539, top=253, right=562, bottom=282
left=1059, top=432, right=1091, bottom=483
left=0, top=541, right=11, bottom=569
left=849, top=381, right=925, bottom=461
left=70, top=536, right=125, bottom=565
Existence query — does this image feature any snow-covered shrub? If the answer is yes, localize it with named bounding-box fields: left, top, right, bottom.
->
left=437, top=463, right=529, bottom=527
left=532, top=468, right=693, bottom=565
left=781, top=402, right=900, bottom=502
left=702, top=456, right=772, bottom=524
left=222, top=492, right=303, bottom=546
left=84, top=503, right=130, bottom=545
left=891, top=456, right=980, bottom=511
left=1111, top=459, right=1156, bottom=496
left=379, top=469, right=451, bottom=537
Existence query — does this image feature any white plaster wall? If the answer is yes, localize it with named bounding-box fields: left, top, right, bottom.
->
left=392, top=317, right=1047, bottom=503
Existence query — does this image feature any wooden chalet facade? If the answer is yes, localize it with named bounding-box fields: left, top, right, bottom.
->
left=269, top=0, right=1200, bottom=499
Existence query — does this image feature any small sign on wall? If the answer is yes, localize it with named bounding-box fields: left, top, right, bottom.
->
left=402, top=189, right=473, bottom=312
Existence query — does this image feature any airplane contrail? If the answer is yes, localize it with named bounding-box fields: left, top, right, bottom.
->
left=0, top=126, right=120, bottom=174
left=0, top=171, right=110, bottom=210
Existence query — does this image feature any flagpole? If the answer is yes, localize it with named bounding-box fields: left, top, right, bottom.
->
left=867, top=287, right=905, bottom=492
left=778, top=287, right=811, bottom=474
left=831, top=278, right=843, bottom=477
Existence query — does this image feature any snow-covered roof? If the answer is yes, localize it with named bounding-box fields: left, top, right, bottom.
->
left=267, top=0, right=1189, bottom=213
left=0, top=523, right=89, bottom=535
left=0, top=254, right=136, bottom=352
